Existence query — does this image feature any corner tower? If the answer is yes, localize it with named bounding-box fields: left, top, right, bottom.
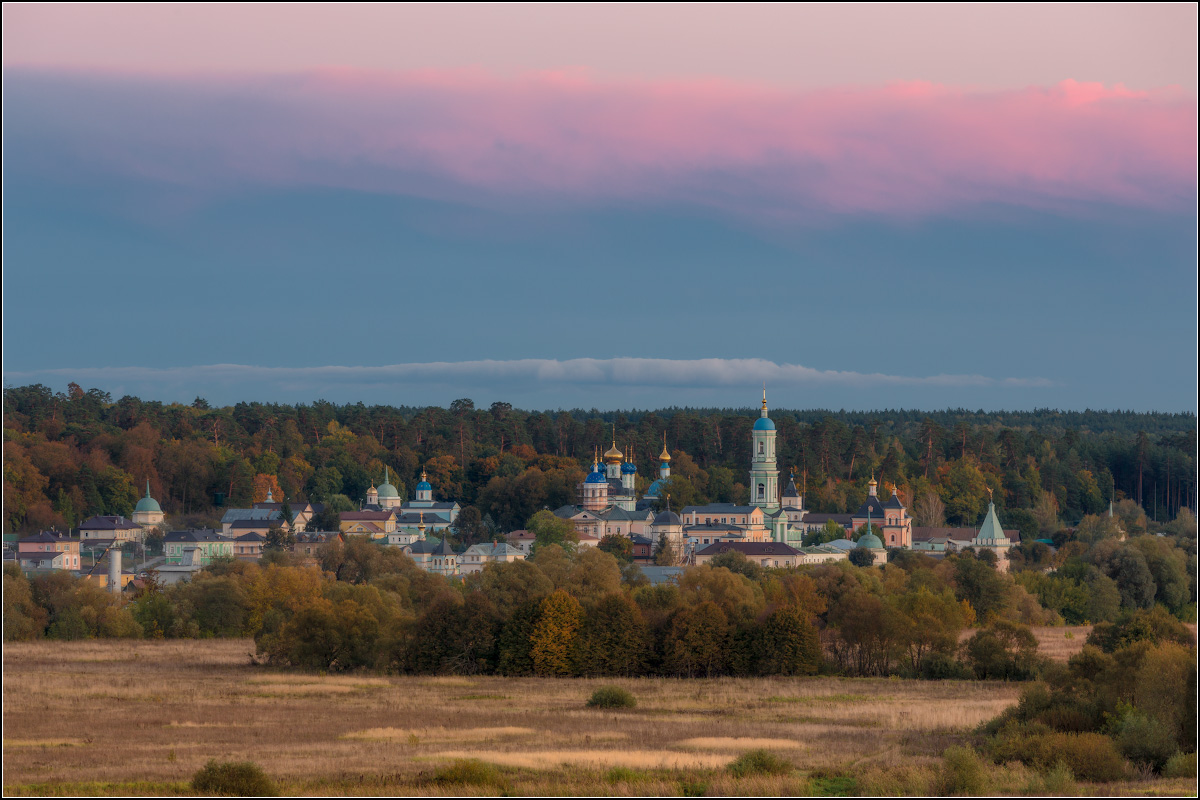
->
left=749, top=388, right=780, bottom=510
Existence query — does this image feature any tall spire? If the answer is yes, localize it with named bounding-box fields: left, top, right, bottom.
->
left=761, top=384, right=769, bottom=417
left=384, top=465, right=390, bottom=485
left=145, top=479, right=152, bottom=498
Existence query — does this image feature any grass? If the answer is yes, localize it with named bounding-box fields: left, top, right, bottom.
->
left=3, top=638, right=1196, bottom=797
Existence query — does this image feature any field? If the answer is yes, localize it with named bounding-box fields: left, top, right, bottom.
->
left=2, top=637, right=1195, bottom=797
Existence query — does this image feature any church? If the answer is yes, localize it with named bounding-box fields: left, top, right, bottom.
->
left=565, top=389, right=916, bottom=558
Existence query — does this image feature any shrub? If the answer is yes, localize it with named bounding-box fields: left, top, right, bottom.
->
left=586, top=685, right=636, bottom=709
left=1163, top=751, right=1196, bottom=779
left=936, top=745, right=989, bottom=795
left=1041, top=761, right=1078, bottom=794
left=920, top=653, right=973, bottom=680
left=727, top=749, right=793, bottom=778
left=433, top=759, right=506, bottom=788
left=191, top=760, right=277, bottom=796
left=605, top=766, right=642, bottom=784
left=1058, top=734, right=1125, bottom=782
left=1116, top=712, right=1178, bottom=772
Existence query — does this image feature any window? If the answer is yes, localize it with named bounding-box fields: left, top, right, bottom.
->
left=758, top=442, right=764, bottom=454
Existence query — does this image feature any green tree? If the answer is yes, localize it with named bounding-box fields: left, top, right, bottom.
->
left=653, top=533, right=677, bottom=566
left=753, top=605, right=821, bottom=675
left=598, top=534, right=633, bottom=564
left=849, top=548, right=876, bottom=568
left=572, top=592, right=649, bottom=676
left=665, top=601, right=729, bottom=678
left=804, top=519, right=846, bottom=547
left=526, top=510, right=579, bottom=554
left=964, top=620, right=1041, bottom=680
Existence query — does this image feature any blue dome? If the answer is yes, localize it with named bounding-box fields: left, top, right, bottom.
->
left=585, top=470, right=608, bottom=484
left=645, top=479, right=665, bottom=497
left=621, top=462, right=637, bottom=474
left=753, top=417, right=776, bottom=431
left=416, top=480, right=432, bottom=491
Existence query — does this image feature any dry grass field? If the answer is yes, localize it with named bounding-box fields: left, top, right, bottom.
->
left=2, top=638, right=1195, bottom=796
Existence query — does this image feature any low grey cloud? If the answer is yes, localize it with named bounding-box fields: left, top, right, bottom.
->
left=6, top=358, right=1055, bottom=394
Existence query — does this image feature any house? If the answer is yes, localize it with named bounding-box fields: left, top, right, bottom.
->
left=681, top=504, right=772, bottom=543
left=458, top=542, right=525, bottom=574
left=252, top=500, right=316, bottom=531
left=505, top=529, right=536, bottom=555
left=220, top=507, right=287, bottom=536
left=162, top=530, right=233, bottom=566
left=339, top=510, right=395, bottom=536
left=233, top=532, right=266, bottom=560
left=17, top=532, right=82, bottom=572
left=79, top=516, right=144, bottom=543
left=796, top=545, right=849, bottom=564
left=630, top=534, right=655, bottom=563
left=695, top=541, right=804, bottom=568
left=291, top=531, right=342, bottom=565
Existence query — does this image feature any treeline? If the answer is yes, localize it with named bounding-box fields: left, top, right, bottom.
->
left=5, top=518, right=1195, bottom=677
left=3, top=384, right=1196, bottom=537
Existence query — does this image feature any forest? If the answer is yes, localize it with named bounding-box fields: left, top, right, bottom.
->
left=3, top=383, right=1194, bottom=539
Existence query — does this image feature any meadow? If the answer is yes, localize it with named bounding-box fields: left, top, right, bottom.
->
left=2, top=637, right=1195, bottom=797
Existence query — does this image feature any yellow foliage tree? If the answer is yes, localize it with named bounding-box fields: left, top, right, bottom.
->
left=530, top=589, right=583, bottom=676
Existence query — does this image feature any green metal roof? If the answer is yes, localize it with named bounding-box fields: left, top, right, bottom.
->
left=134, top=481, right=162, bottom=513
left=975, top=502, right=1007, bottom=543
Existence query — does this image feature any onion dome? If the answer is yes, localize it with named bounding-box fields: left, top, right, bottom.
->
left=621, top=461, right=637, bottom=474
left=856, top=529, right=885, bottom=550
left=604, top=443, right=624, bottom=463
left=377, top=466, right=400, bottom=498
left=869, top=476, right=878, bottom=487
left=658, top=433, right=671, bottom=462
left=585, top=465, right=608, bottom=484
left=135, top=480, right=161, bottom=513
left=416, top=469, right=432, bottom=492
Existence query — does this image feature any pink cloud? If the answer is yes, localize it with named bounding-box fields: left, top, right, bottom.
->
left=9, top=69, right=1195, bottom=218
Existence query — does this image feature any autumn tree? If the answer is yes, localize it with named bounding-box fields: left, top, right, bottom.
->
left=529, top=589, right=584, bottom=676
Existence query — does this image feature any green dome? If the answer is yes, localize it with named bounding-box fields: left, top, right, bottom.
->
left=135, top=481, right=161, bottom=513
left=856, top=531, right=884, bottom=550
left=376, top=467, right=399, bottom=498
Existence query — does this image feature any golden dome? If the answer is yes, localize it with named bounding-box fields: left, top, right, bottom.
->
left=868, top=475, right=878, bottom=486
left=658, top=432, right=671, bottom=462
left=603, top=424, right=623, bottom=463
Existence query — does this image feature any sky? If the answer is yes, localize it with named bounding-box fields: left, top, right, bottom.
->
left=3, top=4, right=1196, bottom=412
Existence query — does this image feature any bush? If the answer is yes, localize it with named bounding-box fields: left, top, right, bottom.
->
left=936, top=745, right=989, bottom=795
left=991, top=730, right=1126, bottom=783
left=1163, top=751, right=1196, bottom=779
left=191, top=760, right=277, bottom=796
left=727, top=749, right=793, bottom=778
left=433, top=759, right=506, bottom=788
left=586, top=685, right=636, bottom=709
left=1116, top=712, right=1178, bottom=772
left=1041, top=761, right=1078, bottom=794
left=919, top=652, right=973, bottom=680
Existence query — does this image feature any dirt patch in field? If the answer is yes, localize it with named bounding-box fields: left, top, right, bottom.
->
left=343, top=726, right=536, bottom=743
left=677, top=737, right=803, bottom=750
left=433, top=748, right=735, bottom=770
